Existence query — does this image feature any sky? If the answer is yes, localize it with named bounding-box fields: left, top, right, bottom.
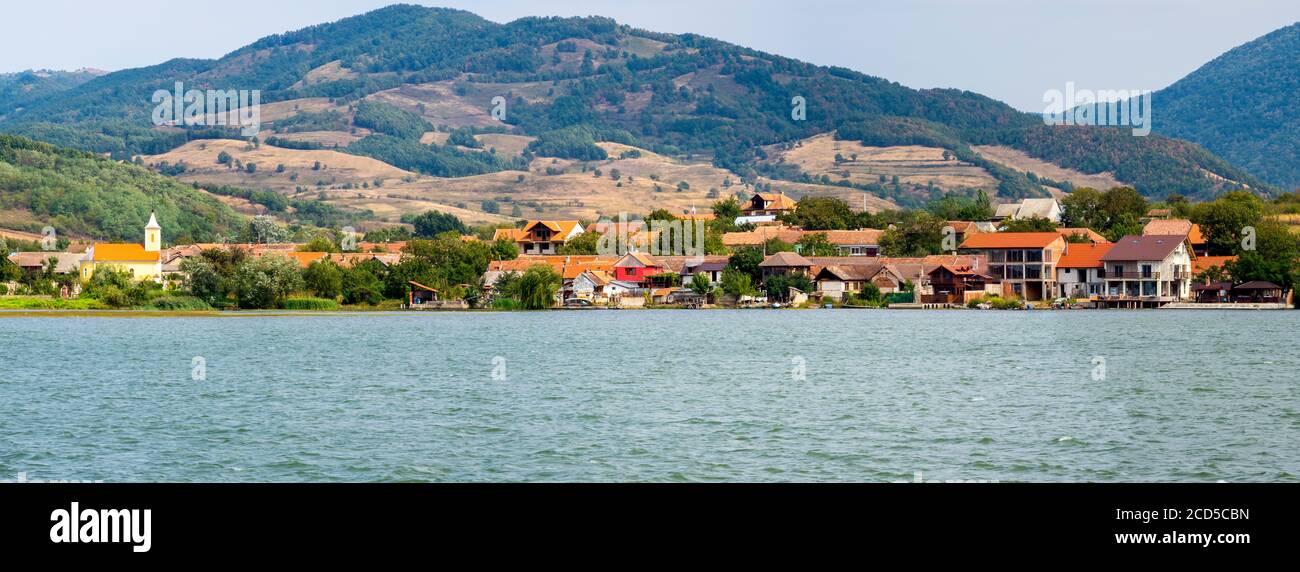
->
left=2, top=0, right=1297, bottom=111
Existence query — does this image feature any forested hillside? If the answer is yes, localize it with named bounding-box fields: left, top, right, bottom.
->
left=0, top=135, right=244, bottom=242
left=0, top=4, right=1273, bottom=203
left=1153, top=23, right=1300, bottom=188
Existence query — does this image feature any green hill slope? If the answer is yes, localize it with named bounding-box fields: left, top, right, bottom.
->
left=1153, top=22, right=1300, bottom=188
left=0, top=4, right=1272, bottom=201
left=0, top=135, right=244, bottom=242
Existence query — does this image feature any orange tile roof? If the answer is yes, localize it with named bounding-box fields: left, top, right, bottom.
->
left=1142, top=219, right=1205, bottom=244
left=282, top=252, right=329, bottom=268
left=1057, top=228, right=1109, bottom=243
left=959, top=232, right=1063, bottom=249
left=746, top=192, right=797, bottom=211
left=1057, top=242, right=1115, bottom=268
left=1192, top=255, right=1236, bottom=275
left=91, top=243, right=159, bottom=262
left=492, top=228, right=525, bottom=242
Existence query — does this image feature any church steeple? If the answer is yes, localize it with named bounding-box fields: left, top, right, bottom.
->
left=144, top=212, right=161, bottom=252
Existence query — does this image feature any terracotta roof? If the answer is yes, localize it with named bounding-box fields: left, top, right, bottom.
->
left=7, top=252, right=84, bottom=273
left=492, top=228, right=526, bottom=242
left=1057, top=242, right=1114, bottom=268
left=281, top=251, right=328, bottom=268
left=819, top=229, right=884, bottom=245
left=1192, top=255, right=1236, bottom=275
left=816, top=264, right=882, bottom=281
left=1141, top=219, right=1205, bottom=245
left=1057, top=228, right=1108, bottom=243
left=745, top=192, right=797, bottom=212
left=959, top=232, right=1063, bottom=249
left=614, top=251, right=660, bottom=268
left=1100, top=235, right=1186, bottom=262
left=1235, top=281, right=1281, bottom=290
left=722, top=226, right=881, bottom=247
left=91, top=243, right=159, bottom=262
left=759, top=251, right=813, bottom=267
left=519, top=220, right=581, bottom=241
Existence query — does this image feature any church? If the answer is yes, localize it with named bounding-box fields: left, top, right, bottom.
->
left=79, top=213, right=163, bottom=283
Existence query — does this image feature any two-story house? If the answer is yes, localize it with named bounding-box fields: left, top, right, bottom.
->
left=1055, top=242, right=1113, bottom=299
left=1098, top=235, right=1195, bottom=307
left=492, top=220, right=584, bottom=255
left=741, top=192, right=797, bottom=217
left=958, top=232, right=1065, bottom=301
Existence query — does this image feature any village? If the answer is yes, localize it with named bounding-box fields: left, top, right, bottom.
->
left=1, top=192, right=1294, bottom=311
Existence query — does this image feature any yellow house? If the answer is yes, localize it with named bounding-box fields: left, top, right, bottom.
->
left=79, top=213, right=163, bottom=282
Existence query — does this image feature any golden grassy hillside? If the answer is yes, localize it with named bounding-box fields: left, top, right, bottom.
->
left=972, top=145, right=1122, bottom=192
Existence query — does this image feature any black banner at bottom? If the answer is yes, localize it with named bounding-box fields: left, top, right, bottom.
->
left=0, top=483, right=1289, bottom=560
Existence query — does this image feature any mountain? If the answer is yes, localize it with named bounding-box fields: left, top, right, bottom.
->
left=1153, top=22, right=1300, bottom=189
left=0, top=4, right=1272, bottom=226
left=0, top=68, right=104, bottom=120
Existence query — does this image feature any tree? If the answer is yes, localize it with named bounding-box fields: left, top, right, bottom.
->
left=245, top=215, right=289, bottom=244
left=557, top=231, right=599, bottom=255
left=233, top=254, right=304, bottom=309
left=412, top=211, right=468, bottom=238
left=341, top=264, right=385, bottom=305
left=298, top=237, right=337, bottom=253
left=727, top=246, right=765, bottom=283
left=490, top=238, right=519, bottom=260
left=517, top=265, right=561, bottom=309
left=302, top=260, right=343, bottom=299
left=711, top=197, right=742, bottom=228
left=795, top=232, right=839, bottom=256
left=1224, top=219, right=1300, bottom=292
left=1190, top=191, right=1265, bottom=256
left=879, top=211, right=944, bottom=257
left=783, top=196, right=855, bottom=230
left=720, top=267, right=755, bottom=297
left=481, top=199, right=501, bottom=214
left=689, top=272, right=712, bottom=296
left=857, top=282, right=883, bottom=305
left=999, top=216, right=1057, bottom=232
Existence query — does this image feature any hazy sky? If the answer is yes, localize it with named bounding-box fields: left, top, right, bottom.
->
left=2, top=0, right=1296, bottom=111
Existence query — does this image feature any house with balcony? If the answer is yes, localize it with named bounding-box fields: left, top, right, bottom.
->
left=492, top=220, right=584, bottom=255
left=741, top=192, right=797, bottom=217
left=1098, top=235, right=1194, bottom=307
left=958, top=232, right=1065, bottom=301
left=1055, top=242, right=1113, bottom=299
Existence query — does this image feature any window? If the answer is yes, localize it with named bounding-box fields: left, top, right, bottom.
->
left=1025, top=249, right=1043, bottom=263
left=626, top=267, right=636, bottom=276
left=1141, top=264, right=1153, bottom=278
left=989, top=251, right=1006, bottom=262
left=1025, top=265, right=1041, bottom=280
left=1112, top=265, right=1123, bottom=277
left=1007, top=250, right=1024, bottom=263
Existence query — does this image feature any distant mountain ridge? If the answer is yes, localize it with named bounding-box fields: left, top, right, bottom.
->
left=0, top=4, right=1272, bottom=203
left=1153, top=22, right=1300, bottom=188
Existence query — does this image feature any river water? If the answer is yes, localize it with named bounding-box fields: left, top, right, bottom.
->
left=1, top=310, right=1296, bottom=482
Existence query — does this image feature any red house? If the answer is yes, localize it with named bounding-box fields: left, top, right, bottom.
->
left=612, top=252, right=663, bottom=284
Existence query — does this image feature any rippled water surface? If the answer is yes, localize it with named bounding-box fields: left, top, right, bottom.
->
left=1, top=310, right=1296, bottom=482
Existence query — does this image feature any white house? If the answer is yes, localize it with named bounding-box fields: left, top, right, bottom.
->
left=1098, top=234, right=1194, bottom=306
left=1055, top=242, right=1113, bottom=299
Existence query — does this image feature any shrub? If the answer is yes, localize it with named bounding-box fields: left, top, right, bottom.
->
left=147, top=295, right=212, bottom=311
left=0, top=284, right=7, bottom=295
left=280, top=297, right=340, bottom=311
